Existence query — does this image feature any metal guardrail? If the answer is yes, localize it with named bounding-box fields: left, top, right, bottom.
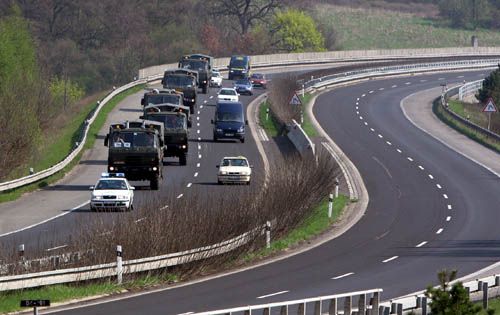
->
left=193, top=289, right=383, bottom=315
left=459, top=79, right=483, bottom=100
left=194, top=275, right=500, bottom=315
left=441, top=85, right=500, bottom=141
left=0, top=225, right=262, bottom=291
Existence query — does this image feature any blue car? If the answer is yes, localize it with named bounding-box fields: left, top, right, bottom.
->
left=234, top=79, right=253, bottom=95
left=212, top=101, right=247, bottom=143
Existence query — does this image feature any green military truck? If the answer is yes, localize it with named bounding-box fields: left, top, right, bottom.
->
left=142, top=109, right=189, bottom=166
left=161, top=69, right=198, bottom=113
left=140, top=89, right=192, bottom=127
left=178, top=55, right=211, bottom=94
left=104, top=120, right=164, bottom=190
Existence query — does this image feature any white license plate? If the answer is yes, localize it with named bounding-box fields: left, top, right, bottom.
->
left=225, top=133, right=234, bottom=136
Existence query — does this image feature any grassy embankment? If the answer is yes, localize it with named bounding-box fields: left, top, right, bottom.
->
left=433, top=99, right=500, bottom=153
left=0, top=85, right=144, bottom=203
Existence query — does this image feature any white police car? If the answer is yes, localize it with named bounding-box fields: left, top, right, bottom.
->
left=89, top=173, right=135, bottom=211
left=216, top=156, right=252, bottom=185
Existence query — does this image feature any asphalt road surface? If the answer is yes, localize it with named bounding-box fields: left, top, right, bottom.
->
left=40, top=69, right=500, bottom=314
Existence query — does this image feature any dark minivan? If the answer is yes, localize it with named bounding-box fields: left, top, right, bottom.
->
left=212, top=101, right=247, bottom=143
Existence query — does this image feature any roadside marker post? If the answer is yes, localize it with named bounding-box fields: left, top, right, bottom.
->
left=117, top=245, right=123, bottom=285
left=265, top=221, right=271, bottom=249
left=334, top=177, right=340, bottom=198
left=328, top=194, right=334, bottom=218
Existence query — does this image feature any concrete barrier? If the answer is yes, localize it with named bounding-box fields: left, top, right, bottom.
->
left=286, top=119, right=315, bottom=157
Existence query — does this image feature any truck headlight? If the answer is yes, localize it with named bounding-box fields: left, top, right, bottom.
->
left=216, top=128, right=223, bottom=132
left=153, top=167, right=157, bottom=171
left=230, top=70, right=234, bottom=73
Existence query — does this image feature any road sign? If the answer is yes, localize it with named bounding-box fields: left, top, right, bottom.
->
left=482, top=98, right=498, bottom=113
left=289, top=93, right=302, bottom=106
left=20, top=300, right=50, bottom=307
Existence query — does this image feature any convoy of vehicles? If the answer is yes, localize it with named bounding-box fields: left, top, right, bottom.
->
left=89, top=173, right=135, bottom=211
left=96, top=52, right=259, bottom=204
left=212, top=101, right=247, bottom=143
left=217, top=88, right=239, bottom=102
left=228, top=55, right=251, bottom=80
left=216, top=156, right=252, bottom=185
left=104, top=120, right=164, bottom=190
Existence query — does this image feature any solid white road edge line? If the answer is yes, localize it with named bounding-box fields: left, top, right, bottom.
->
left=0, top=200, right=90, bottom=238
left=257, top=291, right=289, bottom=299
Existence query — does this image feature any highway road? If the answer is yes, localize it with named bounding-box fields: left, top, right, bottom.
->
left=40, top=69, right=500, bottom=315
left=0, top=82, right=268, bottom=256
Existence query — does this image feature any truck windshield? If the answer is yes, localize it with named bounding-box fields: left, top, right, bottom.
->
left=180, top=60, right=206, bottom=71
left=111, top=132, right=156, bottom=148
left=164, top=76, right=193, bottom=87
left=217, top=111, right=243, bottom=122
left=230, top=59, right=247, bottom=68
left=145, top=94, right=180, bottom=106
left=147, top=115, right=185, bottom=129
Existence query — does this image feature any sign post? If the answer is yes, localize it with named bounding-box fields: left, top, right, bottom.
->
left=289, top=93, right=303, bottom=125
left=482, top=98, right=498, bottom=131
left=20, top=300, right=50, bottom=315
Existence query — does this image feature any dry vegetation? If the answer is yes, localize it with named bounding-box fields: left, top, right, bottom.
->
left=0, top=151, right=340, bottom=277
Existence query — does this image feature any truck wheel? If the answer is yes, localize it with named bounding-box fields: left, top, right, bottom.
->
left=202, top=85, right=208, bottom=94
left=150, top=176, right=159, bottom=190
left=240, top=138, right=245, bottom=143
left=179, top=153, right=187, bottom=166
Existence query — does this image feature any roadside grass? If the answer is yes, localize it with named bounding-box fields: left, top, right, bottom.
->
left=0, top=85, right=144, bottom=204
left=314, top=5, right=500, bottom=50
left=433, top=99, right=500, bottom=154
left=258, top=100, right=279, bottom=137
left=480, top=298, right=500, bottom=314
left=299, top=93, right=318, bottom=137
left=0, top=196, right=348, bottom=313
left=0, top=273, right=178, bottom=314
left=245, top=195, right=348, bottom=260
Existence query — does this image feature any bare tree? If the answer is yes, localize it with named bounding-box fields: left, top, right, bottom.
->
left=209, top=0, right=281, bottom=34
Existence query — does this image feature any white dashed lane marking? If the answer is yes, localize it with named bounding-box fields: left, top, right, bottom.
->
left=443, top=194, right=448, bottom=199
left=378, top=134, right=383, bottom=138
left=198, top=154, right=202, bottom=159
left=257, top=291, right=289, bottom=299
left=362, top=94, right=366, bottom=97
left=407, top=157, right=413, bottom=162
left=194, top=172, right=198, bottom=177
left=386, top=141, right=392, bottom=146
left=370, top=128, right=375, bottom=132
left=332, top=272, right=354, bottom=280
left=382, top=256, right=398, bottom=263
left=436, top=184, right=442, bottom=189
left=436, top=228, right=443, bottom=234
left=416, top=241, right=427, bottom=248
left=196, top=163, right=200, bottom=168
left=405, top=82, right=411, bottom=85
left=428, top=174, right=434, bottom=179
left=187, top=183, right=192, bottom=188
left=396, top=149, right=402, bottom=153
left=392, top=85, right=397, bottom=88
left=418, top=165, right=424, bottom=170
left=197, top=117, right=200, bottom=121
left=200, top=105, right=203, bottom=109
left=209, top=95, right=213, bottom=99
left=364, top=122, right=368, bottom=126
left=446, top=216, right=451, bottom=222
left=369, top=90, right=374, bottom=94
left=359, top=116, right=363, bottom=120
left=197, top=130, right=200, bottom=134
left=379, top=88, right=385, bottom=91
left=447, top=204, right=452, bottom=210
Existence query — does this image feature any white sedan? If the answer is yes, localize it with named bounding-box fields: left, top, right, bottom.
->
left=90, top=173, right=135, bottom=211
left=210, top=70, right=223, bottom=87
left=217, top=88, right=239, bottom=102
left=216, top=156, right=252, bottom=185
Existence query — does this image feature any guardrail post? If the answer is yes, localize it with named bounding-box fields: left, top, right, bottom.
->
left=266, top=108, right=269, bottom=121
left=314, top=300, right=322, bottom=315
left=328, top=193, right=334, bottom=218
left=344, top=296, right=352, bottom=315
left=263, top=307, right=270, bottom=315
left=371, top=291, right=380, bottom=315
left=478, top=280, right=483, bottom=291
left=116, top=245, right=123, bottom=285
left=379, top=306, right=389, bottom=315
left=328, top=298, right=337, bottom=315
left=358, top=293, right=366, bottom=315
left=297, top=302, right=305, bottom=315
left=495, top=275, right=500, bottom=287
left=482, top=282, right=489, bottom=309
left=18, top=244, right=25, bottom=258
left=396, top=303, right=402, bottom=315
left=280, top=305, right=288, bottom=315
left=266, top=221, right=271, bottom=249
left=421, top=297, right=427, bottom=315
left=29, top=167, right=34, bottom=175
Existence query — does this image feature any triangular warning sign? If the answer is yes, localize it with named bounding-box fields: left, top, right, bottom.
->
left=289, top=93, right=302, bottom=106
left=482, top=98, right=498, bottom=113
